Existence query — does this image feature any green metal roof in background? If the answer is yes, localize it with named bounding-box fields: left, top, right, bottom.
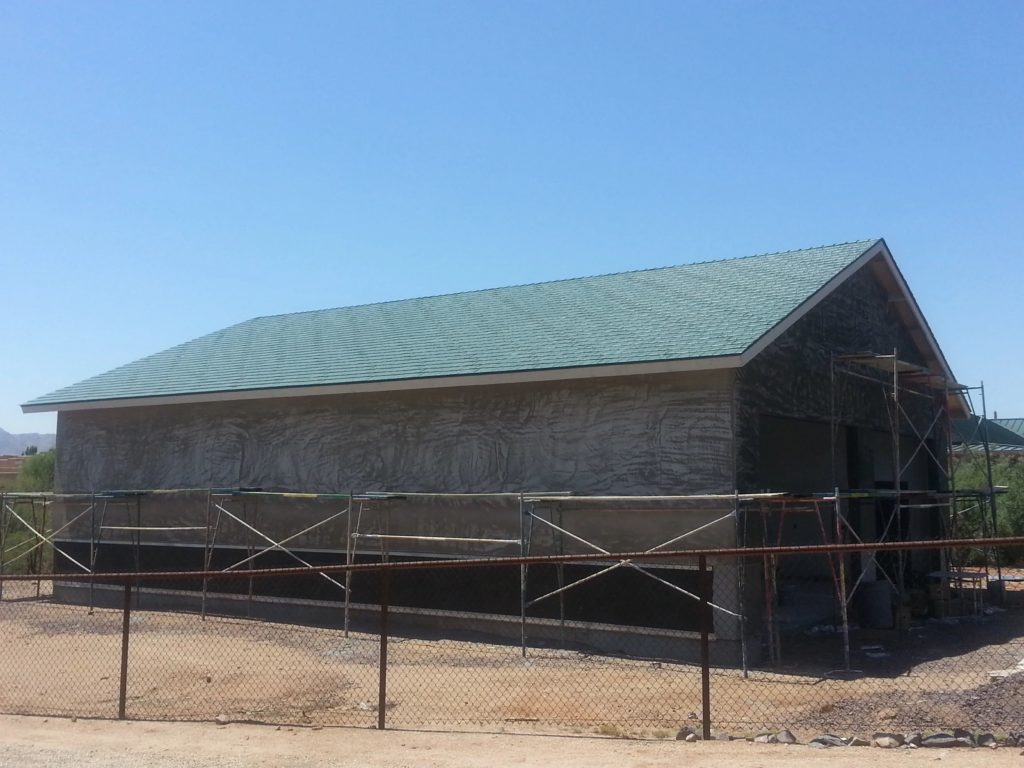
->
left=953, top=417, right=1024, bottom=447
left=993, top=419, right=1024, bottom=441
left=26, top=239, right=880, bottom=407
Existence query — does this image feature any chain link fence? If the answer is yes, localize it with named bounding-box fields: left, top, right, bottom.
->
left=0, top=539, right=1022, bottom=741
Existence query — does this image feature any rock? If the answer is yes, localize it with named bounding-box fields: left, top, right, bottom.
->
left=214, top=714, right=230, bottom=726
left=873, top=736, right=901, bottom=749
left=685, top=733, right=698, bottom=743
left=922, top=734, right=959, bottom=748
left=877, top=707, right=899, bottom=720
left=754, top=733, right=778, bottom=744
left=776, top=729, right=797, bottom=744
left=848, top=737, right=870, bottom=747
left=952, top=728, right=975, bottom=745
left=809, top=735, right=847, bottom=748
left=872, top=733, right=904, bottom=747
left=675, top=727, right=695, bottom=741
left=904, top=733, right=923, bottom=747
left=977, top=733, right=997, bottom=748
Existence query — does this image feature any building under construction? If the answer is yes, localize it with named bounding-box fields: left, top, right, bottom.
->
left=14, top=238, right=998, bottom=664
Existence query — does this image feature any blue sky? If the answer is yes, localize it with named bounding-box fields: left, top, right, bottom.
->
left=2, top=1, right=1021, bottom=435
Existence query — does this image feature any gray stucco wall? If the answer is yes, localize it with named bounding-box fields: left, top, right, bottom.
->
left=53, top=370, right=741, bottom=554
left=56, top=370, right=735, bottom=496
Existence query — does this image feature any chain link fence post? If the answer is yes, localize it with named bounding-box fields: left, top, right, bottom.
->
left=377, top=566, right=390, bottom=729
left=118, top=580, right=132, bottom=719
left=699, top=553, right=712, bottom=739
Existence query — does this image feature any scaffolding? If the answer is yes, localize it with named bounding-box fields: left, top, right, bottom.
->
left=756, top=350, right=1003, bottom=669
left=0, top=486, right=782, bottom=667
left=0, top=348, right=1003, bottom=671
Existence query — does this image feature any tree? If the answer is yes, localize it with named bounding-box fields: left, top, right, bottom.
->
left=22, top=445, right=37, bottom=456
left=954, top=453, right=1024, bottom=563
left=16, top=449, right=55, bottom=492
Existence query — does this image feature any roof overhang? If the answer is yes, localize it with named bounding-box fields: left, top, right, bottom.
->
left=22, top=354, right=744, bottom=413
left=24, top=239, right=969, bottom=418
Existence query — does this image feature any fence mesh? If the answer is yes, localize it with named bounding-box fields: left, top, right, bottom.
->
left=0, top=541, right=1022, bottom=741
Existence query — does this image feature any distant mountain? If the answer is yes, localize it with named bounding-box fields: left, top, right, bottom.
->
left=0, top=428, right=56, bottom=456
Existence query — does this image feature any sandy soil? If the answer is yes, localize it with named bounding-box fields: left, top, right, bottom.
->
left=1, top=584, right=1023, bottom=738
left=1, top=715, right=1023, bottom=768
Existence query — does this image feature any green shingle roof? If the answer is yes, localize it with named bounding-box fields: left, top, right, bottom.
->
left=25, top=239, right=880, bottom=408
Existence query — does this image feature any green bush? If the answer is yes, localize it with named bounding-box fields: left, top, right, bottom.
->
left=954, top=453, right=1024, bottom=563
left=15, top=449, right=55, bottom=492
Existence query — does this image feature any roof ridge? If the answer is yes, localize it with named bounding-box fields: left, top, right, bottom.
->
left=248, top=238, right=880, bottom=323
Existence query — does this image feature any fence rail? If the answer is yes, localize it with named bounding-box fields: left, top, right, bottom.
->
left=1, top=539, right=1023, bottom=741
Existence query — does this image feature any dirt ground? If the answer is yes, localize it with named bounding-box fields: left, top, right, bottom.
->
left=1, top=715, right=1023, bottom=768
left=1, top=582, right=1023, bottom=738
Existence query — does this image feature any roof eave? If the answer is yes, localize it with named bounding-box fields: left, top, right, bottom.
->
left=22, top=354, right=745, bottom=413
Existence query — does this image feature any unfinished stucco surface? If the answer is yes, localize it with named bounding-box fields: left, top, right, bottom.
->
left=54, top=369, right=740, bottom=553
left=734, top=261, right=939, bottom=493
left=56, top=370, right=734, bottom=496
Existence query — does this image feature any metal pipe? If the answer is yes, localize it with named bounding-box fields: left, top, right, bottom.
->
left=201, top=495, right=222, bottom=620
left=6, top=535, right=1024, bottom=584
left=90, top=499, right=108, bottom=614
left=0, top=493, right=7, bottom=602
left=377, top=567, right=389, bottom=730
left=118, top=581, right=132, bottom=720
left=245, top=501, right=255, bottom=617
left=352, top=534, right=519, bottom=545
left=519, top=493, right=527, bottom=658
left=699, top=554, right=712, bottom=740
left=525, top=492, right=787, bottom=503
left=133, top=497, right=141, bottom=609
left=344, top=492, right=353, bottom=638
left=556, top=504, right=566, bottom=648
left=37, top=500, right=47, bottom=597
left=201, top=491, right=212, bottom=619
left=88, top=496, right=96, bottom=610
left=835, top=489, right=850, bottom=671
left=734, top=492, right=748, bottom=678
left=893, top=348, right=905, bottom=616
